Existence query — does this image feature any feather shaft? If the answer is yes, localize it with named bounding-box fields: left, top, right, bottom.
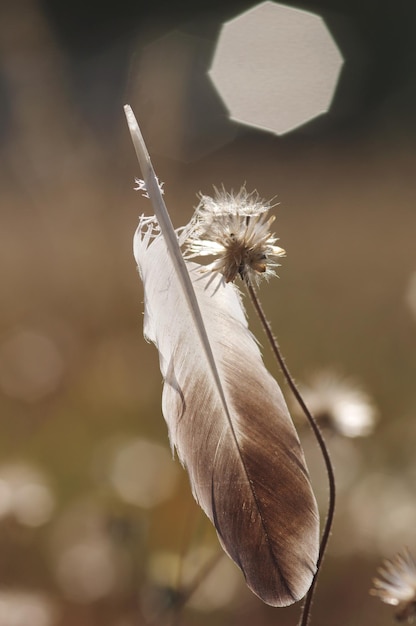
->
left=124, top=105, right=232, bottom=432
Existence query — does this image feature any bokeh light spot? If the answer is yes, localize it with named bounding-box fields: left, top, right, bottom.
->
left=0, top=329, right=64, bottom=402
left=130, top=30, right=238, bottom=161
left=0, top=590, right=57, bottom=626
left=110, top=438, right=179, bottom=508
left=209, top=1, right=343, bottom=134
left=0, top=462, right=55, bottom=527
left=55, top=540, right=118, bottom=603
left=50, top=499, right=129, bottom=604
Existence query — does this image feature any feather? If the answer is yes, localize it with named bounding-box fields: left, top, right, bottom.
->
left=124, top=105, right=319, bottom=607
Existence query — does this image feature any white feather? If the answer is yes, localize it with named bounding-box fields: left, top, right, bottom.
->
left=125, top=106, right=319, bottom=607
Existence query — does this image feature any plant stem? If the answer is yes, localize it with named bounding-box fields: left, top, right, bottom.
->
left=245, top=280, right=336, bottom=626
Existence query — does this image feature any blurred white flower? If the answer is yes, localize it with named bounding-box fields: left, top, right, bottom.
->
left=185, top=187, right=285, bottom=284
left=371, top=548, right=416, bottom=622
left=0, top=589, right=58, bottom=626
left=0, top=462, right=54, bottom=527
left=295, top=370, right=378, bottom=437
left=0, top=329, right=64, bottom=402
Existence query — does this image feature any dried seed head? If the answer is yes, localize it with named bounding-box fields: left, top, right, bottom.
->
left=185, top=187, right=285, bottom=284
left=370, top=548, right=416, bottom=623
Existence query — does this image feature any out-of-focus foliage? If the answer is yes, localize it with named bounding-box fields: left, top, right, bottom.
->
left=1, top=1, right=416, bottom=625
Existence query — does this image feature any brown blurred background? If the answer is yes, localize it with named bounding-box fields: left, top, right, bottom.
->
left=1, top=0, right=416, bottom=624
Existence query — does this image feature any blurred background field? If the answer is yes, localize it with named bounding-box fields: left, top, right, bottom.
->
left=1, top=0, right=416, bottom=624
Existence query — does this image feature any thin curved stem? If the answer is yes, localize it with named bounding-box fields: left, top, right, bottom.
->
left=245, top=280, right=336, bottom=626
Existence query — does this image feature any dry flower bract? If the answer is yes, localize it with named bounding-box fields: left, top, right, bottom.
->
left=185, top=187, right=285, bottom=284
left=371, top=548, right=416, bottom=622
